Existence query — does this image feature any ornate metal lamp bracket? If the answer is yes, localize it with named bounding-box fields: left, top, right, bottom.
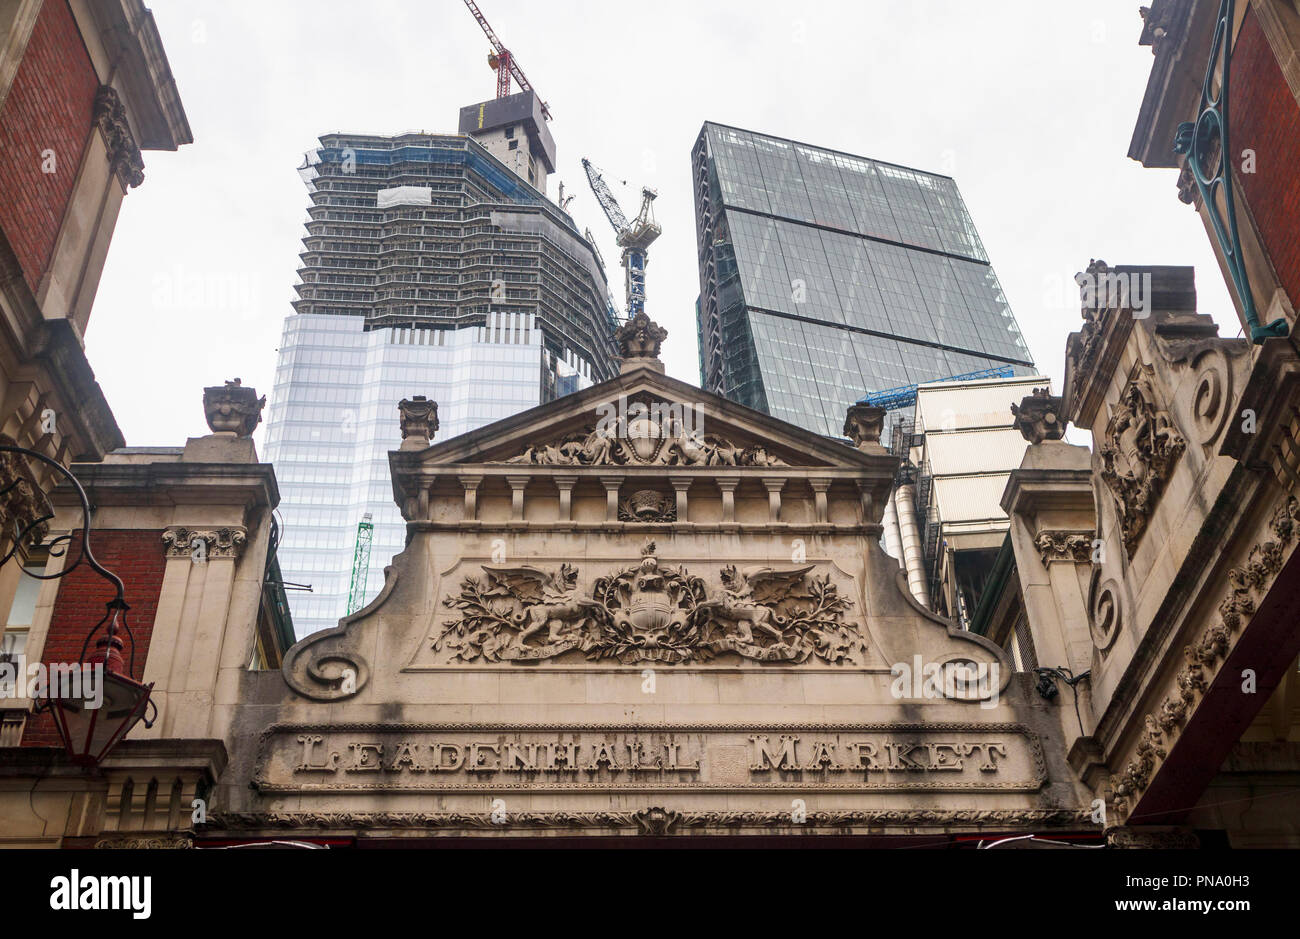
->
left=1173, top=0, right=1288, bottom=344
left=0, top=444, right=143, bottom=683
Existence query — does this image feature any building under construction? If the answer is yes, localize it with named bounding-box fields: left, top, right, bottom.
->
left=264, top=88, right=619, bottom=637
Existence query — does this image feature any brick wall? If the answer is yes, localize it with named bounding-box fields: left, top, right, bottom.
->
left=0, top=0, right=98, bottom=292
left=22, top=530, right=166, bottom=747
left=1231, top=6, right=1300, bottom=311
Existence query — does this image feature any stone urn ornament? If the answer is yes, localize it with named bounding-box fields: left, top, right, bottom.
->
left=203, top=379, right=266, bottom=437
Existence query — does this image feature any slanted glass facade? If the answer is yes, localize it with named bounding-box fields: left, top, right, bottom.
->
left=693, top=123, right=1034, bottom=437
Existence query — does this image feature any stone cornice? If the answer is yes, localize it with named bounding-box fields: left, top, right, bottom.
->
left=1001, top=465, right=1095, bottom=517
left=50, top=461, right=279, bottom=510
left=1127, top=0, right=1210, bottom=169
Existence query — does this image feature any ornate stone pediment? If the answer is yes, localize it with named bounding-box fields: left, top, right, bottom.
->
left=1099, top=364, right=1185, bottom=554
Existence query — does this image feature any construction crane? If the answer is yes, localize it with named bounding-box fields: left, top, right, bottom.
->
left=582, top=159, right=661, bottom=319
left=345, top=513, right=373, bottom=615
left=462, top=0, right=552, bottom=120
left=858, top=365, right=1015, bottom=411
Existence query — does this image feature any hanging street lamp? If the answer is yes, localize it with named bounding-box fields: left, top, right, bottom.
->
left=0, top=442, right=155, bottom=767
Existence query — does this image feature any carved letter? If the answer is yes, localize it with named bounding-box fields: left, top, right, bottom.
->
left=749, top=734, right=799, bottom=771
left=467, top=742, right=501, bottom=772
left=389, top=742, right=423, bottom=772
left=588, top=740, right=622, bottom=771
left=431, top=743, right=464, bottom=772
left=346, top=743, right=384, bottom=772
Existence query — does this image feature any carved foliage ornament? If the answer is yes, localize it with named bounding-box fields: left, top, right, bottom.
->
left=202, top=807, right=1094, bottom=835
left=162, top=526, right=248, bottom=559
left=1098, top=368, right=1185, bottom=554
left=437, top=542, right=862, bottom=665
left=93, top=86, right=145, bottom=188
left=1034, top=531, right=1095, bottom=565
left=206, top=807, right=1092, bottom=834
left=618, top=490, right=676, bottom=522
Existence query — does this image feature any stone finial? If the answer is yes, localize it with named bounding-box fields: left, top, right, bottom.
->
left=398, top=396, right=438, bottom=450
left=203, top=378, right=266, bottom=437
left=843, top=404, right=887, bottom=452
left=615, top=311, right=668, bottom=374
left=1011, top=387, right=1066, bottom=443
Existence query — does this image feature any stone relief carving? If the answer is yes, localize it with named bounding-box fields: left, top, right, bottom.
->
left=203, top=379, right=265, bottom=437
left=617, top=489, right=676, bottom=522
left=161, top=526, right=248, bottom=559
left=93, top=85, right=145, bottom=188
left=1034, top=530, right=1095, bottom=564
left=0, top=447, right=51, bottom=558
left=436, top=542, right=862, bottom=665
left=1090, top=578, right=1122, bottom=651
left=1098, top=366, right=1185, bottom=554
left=504, top=419, right=787, bottom=467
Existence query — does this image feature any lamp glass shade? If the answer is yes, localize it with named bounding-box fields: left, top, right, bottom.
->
left=48, top=670, right=154, bottom=766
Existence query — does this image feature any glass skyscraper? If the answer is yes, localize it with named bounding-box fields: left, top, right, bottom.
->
left=266, top=98, right=617, bottom=638
left=692, top=122, right=1034, bottom=437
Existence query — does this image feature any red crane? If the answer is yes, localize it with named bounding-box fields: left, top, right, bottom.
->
left=462, top=0, right=552, bottom=120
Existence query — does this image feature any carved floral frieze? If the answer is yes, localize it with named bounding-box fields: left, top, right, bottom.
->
left=205, top=807, right=1091, bottom=834
left=436, top=542, right=861, bottom=665
left=1108, top=496, right=1300, bottom=820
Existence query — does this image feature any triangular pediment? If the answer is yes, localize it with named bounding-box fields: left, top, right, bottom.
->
left=396, top=366, right=891, bottom=472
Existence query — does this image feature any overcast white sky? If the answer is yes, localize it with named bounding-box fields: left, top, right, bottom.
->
left=88, top=0, right=1233, bottom=448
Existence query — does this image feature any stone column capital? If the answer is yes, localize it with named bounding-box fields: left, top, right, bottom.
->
left=162, top=526, right=248, bottom=559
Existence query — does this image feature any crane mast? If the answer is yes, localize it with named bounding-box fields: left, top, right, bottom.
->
left=582, top=159, right=661, bottom=319
left=462, top=0, right=552, bottom=120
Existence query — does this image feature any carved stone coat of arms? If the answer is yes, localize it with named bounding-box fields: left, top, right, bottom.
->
left=436, top=542, right=863, bottom=665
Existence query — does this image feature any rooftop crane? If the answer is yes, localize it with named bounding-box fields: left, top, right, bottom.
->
left=346, top=513, right=373, bottom=616
left=582, top=159, right=661, bottom=319
left=462, top=0, right=552, bottom=120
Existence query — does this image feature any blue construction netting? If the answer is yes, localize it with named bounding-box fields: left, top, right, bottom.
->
left=857, top=365, right=1015, bottom=410
left=314, top=146, right=545, bottom=209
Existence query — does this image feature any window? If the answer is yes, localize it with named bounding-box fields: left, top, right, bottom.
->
left=1, top=560, right=43, bottom=668
left=508, top=140, right=519, bottom=151
left=504, top=125, right=514, bottom=139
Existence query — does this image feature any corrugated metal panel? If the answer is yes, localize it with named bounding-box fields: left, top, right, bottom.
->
left=915, top=377, right=1048, bottom=432
left=925, top=428, right=1029, bottom=475
left=933, top=474, right=1011, bottom=523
